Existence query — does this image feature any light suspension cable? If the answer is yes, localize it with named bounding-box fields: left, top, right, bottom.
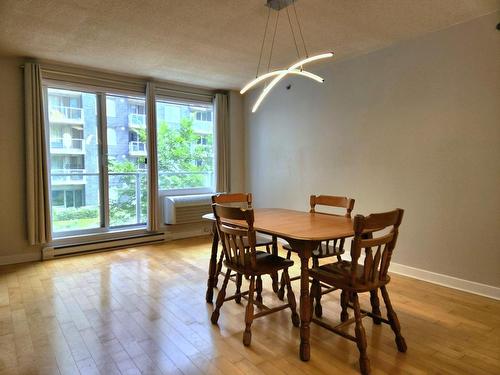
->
left=242, top=1, right=333, bottom=113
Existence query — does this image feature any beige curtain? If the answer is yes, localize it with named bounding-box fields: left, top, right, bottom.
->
left=215, top=93, right=230, bottom=192
left=146, top=82, right=159, bottom=232
left=25, top=63, right=51, bottom=245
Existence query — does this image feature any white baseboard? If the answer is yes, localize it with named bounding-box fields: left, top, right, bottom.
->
left=274, top=237, right=499, bottom=300
left=389, top=262, right=500, bottom=301
left=0, top=252, right=41, bottom=266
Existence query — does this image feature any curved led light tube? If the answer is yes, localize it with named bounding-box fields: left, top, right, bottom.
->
left=240, top=69, right=324, bottom=94
left=250, top=52, right=333, bottom=113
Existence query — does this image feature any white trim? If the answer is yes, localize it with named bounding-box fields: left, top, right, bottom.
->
left=274, top=237, right=499, bottom=300
left=389, top=263, right=500, bottom=301
left=0, top=252, right=41, bottom=266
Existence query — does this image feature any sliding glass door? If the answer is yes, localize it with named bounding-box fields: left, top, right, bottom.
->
left=46, top=87, right=148, bottom=236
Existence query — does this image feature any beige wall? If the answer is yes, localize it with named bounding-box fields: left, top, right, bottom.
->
left=0, top=56, right=41, bottom=262
left=244, top=13, right=500, bottom=287
left=229, top=91, right=245, bottom=192
left=0, top=58, right=246, bottom=262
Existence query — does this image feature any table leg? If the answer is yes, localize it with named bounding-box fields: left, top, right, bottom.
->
left=206, top=223, right=219, bottom=304
left=288, top=239, right=315, bottom=361
left=299, top=252, right=311, bottom=361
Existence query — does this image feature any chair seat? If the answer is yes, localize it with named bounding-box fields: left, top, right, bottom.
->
left=309, top=260, right=391, bottom=292
left=255, top=234, right=274, bottom=247
left=225, top=251, right=294, bottom=276
left=282, top=242, right=345, bottom=258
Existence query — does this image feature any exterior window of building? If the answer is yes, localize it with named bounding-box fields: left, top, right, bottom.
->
left=106, top=98, right=116, bottom=117
left=195, top=110, right=212, bottom=122
left=156, top=100, right=215, bottom=193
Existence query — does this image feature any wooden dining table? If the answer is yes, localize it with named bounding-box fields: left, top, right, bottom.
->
left=203, top=208, right=354, bottom=361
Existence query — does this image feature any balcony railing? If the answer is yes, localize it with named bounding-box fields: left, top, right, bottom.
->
left=128, top=113, right=146, bottom=127
left=129, top=141, right=147, bottom=156
left=50, top=138, right=85, bottom=154
left=49, top=105, right=84, bottom=123
left=49, top=170, right=214, bottom=228
left=51, top=169, right=86, bottom=185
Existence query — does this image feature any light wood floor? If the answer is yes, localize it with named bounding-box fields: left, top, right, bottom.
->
left=0, top=236, right=499, bottom=375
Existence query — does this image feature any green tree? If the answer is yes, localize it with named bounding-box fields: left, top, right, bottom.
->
left=157, top=117, right=213, bottom=189
left=108, top=159, right=147, bottom=225
left=107, top=116, right=213, bottom=224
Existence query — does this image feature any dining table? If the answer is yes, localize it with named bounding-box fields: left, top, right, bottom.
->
left=203, top=207, right=354, bottom=361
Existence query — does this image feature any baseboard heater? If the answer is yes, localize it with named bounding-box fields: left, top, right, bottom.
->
left=42, top=232, right=165, bottom=260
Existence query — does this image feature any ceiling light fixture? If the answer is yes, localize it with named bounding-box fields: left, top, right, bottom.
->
left=241, top=0, right=333, bottom=113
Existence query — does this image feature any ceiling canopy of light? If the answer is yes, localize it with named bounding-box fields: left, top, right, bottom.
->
left=241, top=0, right=333, bottom=113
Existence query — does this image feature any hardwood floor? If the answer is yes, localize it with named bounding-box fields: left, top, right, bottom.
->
left=0, top=236, right=499, bottom=375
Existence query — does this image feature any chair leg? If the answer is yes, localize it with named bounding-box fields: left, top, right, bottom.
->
left=211, top=270, right=231, bottom=324
left=277, top=249, right=293, bottom=300
left=283, top=269, right=300, bottom=327
left=235, top=273, right=243, bottom=304
left=369, top=290, right=382, bottom=325
left=277, top=272, right=286, bottom=301
left=256, top=276, right=263, bottom=304
left=310, top=278, right=322, bottom=318
left=214, top=250, right=224, bottom=288
left=352, top=293, right=371, bottom=375
left=340, top=290, right=349, bottom=322
left=311, top=257, right=322, bottom=317
left=243, top=276, right=256, bottom=346
left=381, top=286, right=407, bottom=352
left=270, top=272, right=279, bottom=293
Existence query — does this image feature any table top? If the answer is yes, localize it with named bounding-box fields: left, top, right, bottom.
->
left=203, top=208, right=354, bottom=241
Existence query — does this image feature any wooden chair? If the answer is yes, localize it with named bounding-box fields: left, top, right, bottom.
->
left=211, top=193, right=279, bottom=292
left=210, top=204, right=300, bottom=346
left=279, top=194, right=355, bottom=317
left=309, top=209, right=406, bottom=375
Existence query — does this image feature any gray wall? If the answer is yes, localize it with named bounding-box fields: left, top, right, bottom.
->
left=244, top=13, right=500, bottom=287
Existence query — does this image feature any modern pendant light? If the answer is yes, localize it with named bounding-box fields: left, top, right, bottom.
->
left=241, top=0, right=333, bottom=113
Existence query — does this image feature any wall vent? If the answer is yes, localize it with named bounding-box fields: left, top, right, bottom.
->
left=164, top=194, right=213, bottom=225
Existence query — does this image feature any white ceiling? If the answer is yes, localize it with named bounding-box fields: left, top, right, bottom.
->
left=0, top=0, right=498, bottom=89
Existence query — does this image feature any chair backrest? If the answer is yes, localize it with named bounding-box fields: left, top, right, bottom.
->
left=212, top=203, right=257, bottom=269
left=212, top=193, right=253, bottom=208
left=349, top=209, right=404, bottom=286
left=310, top=195, right=356, bottom=253
left=309, top=195, right=355, bottom=218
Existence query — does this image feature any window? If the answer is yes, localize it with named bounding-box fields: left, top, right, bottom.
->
left=47, top=88, right=100, bottom=233
left=156, top=100, right=215, bottom=193
left=46, top=87, right=149, bottom=236
left=106, top=95, right=148, bottom=228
